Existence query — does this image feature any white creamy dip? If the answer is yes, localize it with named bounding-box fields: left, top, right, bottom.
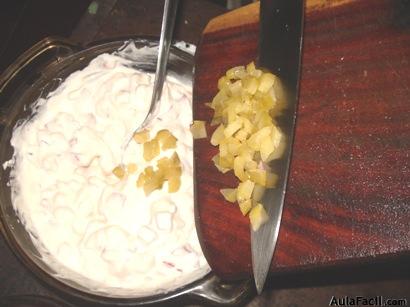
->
left=7, top=42, right=210, bottom=296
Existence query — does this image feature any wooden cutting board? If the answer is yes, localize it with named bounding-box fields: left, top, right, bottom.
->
left=193, top=0, right=410, bottom=280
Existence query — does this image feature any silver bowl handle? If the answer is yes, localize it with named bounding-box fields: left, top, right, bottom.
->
left=182, top=273, right=255, bottom=305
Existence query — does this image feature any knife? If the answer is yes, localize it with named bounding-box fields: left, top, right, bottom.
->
left=252, top=0, right=304, bottom=294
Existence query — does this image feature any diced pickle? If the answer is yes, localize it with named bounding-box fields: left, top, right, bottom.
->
left=165, top=166, right=182, bottom=179
left=218, top=76, right=231, bottom=90
left=210, top=116, right=222, bottom=126
left=228, top=80, right=243, bottom=96
left=219, top=140, right=229, bottom=157
left=219, top=153, right=234, bottom=169
left=212, top=154, right=230, bottom=173
left=156, top=156, right=169, bottom=169
left=143, top=166, right=155, bottom=180
left=233, top=156, right=247, bottom=182
left=247, top=126, right=272, bottom=151
left=133, top=129, right=150, bottom=144
left=234, top=129, right=248, bottom=142
left=252, top=184, right=266, bottom=205
left=260, top=137, right=276, bottom=162
left=237, top=180, right=255, bottom=203
left=155, top=129, right=177, bottom=150
left=241, top=117, right=253, bottom=134
left=249, top=203, right=269, bottom=231
left=136, top=172, right=145, bottom=187
left=226, top=66, right=246, bottom=80
left=170, top=152, right=181, bottom=166
left=143, top=180, right=162, bottom=196
left=112, top=165, right=126, bottom=179
left=224, top=119, right=242, bottom=138
left=190, top=120, right=207, bottom=139
left=205, top=102, right=214, bottom=109
left=158, top=159, right=182, bottom=180
left=242, top=76, right=259, bottom=95
left=137, top=166, right=154, bottom=188
left=227, top=138, right=242, bottom=155
left=239, top=199, right=252, bottom=216
left=220, top=188, right=237, bottom=203
left=162, top=134, right=177, bottom=150
left=143, top=139, right=160, bottom=161
left=258, top=73, right=276, bottom=93
left=244, top=160, right=258, bottom=171
left=247, top=169, right=267, bottom=186
left=246, top=62, right=262, bottom=78
left=168, top=176, right=181, bottom=193
left=210, top=124, right=225, bottom=146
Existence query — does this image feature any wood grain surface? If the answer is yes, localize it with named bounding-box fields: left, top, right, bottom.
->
left=193, top=0, right=410, bottom=280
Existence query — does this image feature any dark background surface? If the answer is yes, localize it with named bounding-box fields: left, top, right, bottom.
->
left=0, top=0, right=408, bottom=306
left=0, top=0, right=90, bottom=72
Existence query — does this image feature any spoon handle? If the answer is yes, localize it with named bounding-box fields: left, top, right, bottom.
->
left=145, top=0, right=179, bottom=127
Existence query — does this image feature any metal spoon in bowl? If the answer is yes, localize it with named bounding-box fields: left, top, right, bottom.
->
left=120, top=0, right=178, bottom=166
left=122, top=0, right=179, bottom=155
left=139, top=0, right=179, bottom=131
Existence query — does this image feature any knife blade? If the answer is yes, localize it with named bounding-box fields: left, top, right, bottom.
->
left=252, top=0, right=304, bottom=294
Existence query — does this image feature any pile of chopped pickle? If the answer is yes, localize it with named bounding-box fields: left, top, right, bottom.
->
left=204, top=62, right=286, bottom=231
left=112, top=129, right=182, bottom=196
